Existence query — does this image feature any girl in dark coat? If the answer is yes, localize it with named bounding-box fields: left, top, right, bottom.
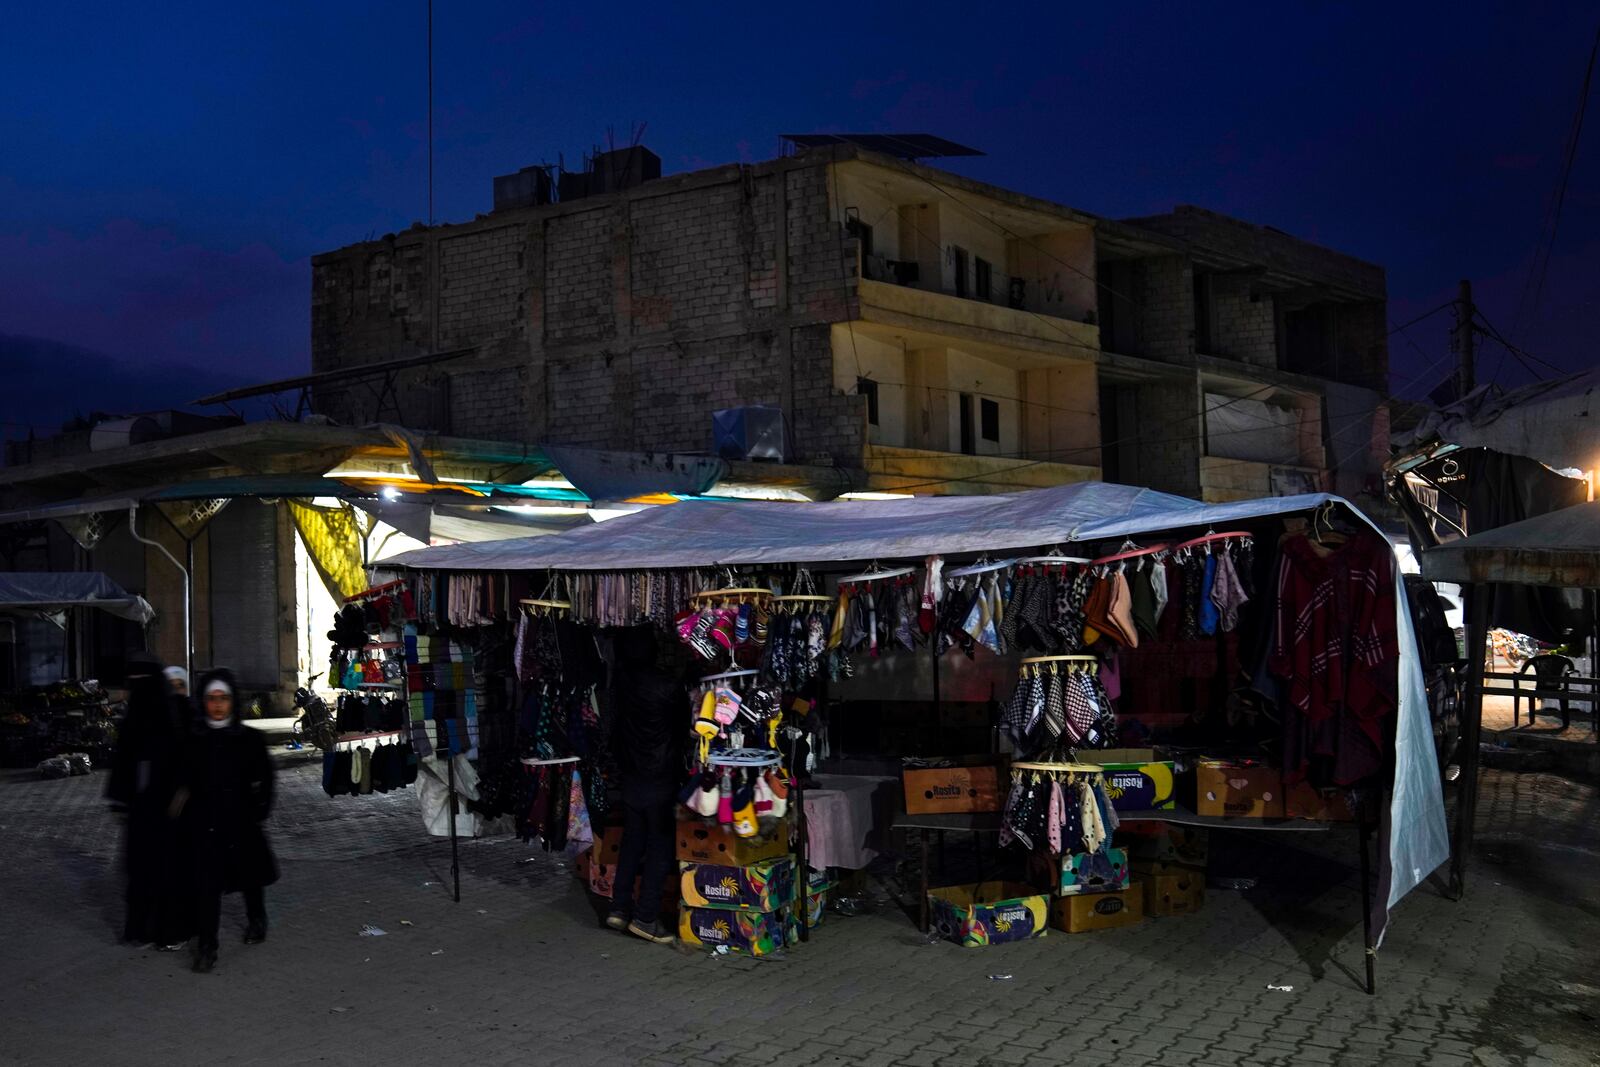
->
left=175, top=668, right=278, bottom=973
left=105, top=653, right=192, bottom=948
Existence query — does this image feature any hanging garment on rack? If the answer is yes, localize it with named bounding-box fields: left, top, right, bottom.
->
left=1046, top=780, right=1065, bottom=855
left=1179, top=556, right=1204, bottom=640
left=1270, top=531, right=1398, bottom=787
left=1150, top=560, right=1170, bottom=627
left=1129, top=560, right=1160, bottom=639
left=1197, top=554, right=1220, bottom=636
left=1210, top=548, right=1250, bottom=633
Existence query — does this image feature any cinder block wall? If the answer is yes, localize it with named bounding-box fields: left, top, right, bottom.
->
left=310, top=153, right=865, bottom=466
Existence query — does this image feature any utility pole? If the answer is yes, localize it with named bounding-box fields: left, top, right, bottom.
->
left=1455, top=279, right=1475, bottom=397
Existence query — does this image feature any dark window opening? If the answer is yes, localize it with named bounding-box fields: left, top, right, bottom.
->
left=952, top=246, right=969, bottom=298
left=980, top=397, right=1000, bottom=442
left=959, top=393, right=975, bottom=454
left=1193, top=272, right=1214, bottom=354
left=847, top=216, right=875, bottom=257
left=975, top=257, right=993, bottom=301
left=1281, top=302, right=1339, bottom=377
left=856, top=376, right=880, bottom=426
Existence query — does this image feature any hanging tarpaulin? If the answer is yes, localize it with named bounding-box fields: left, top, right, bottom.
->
left=56, top=510, right=109, bottom=552
left=287, top=500, right=367, bottom=601
left=154, top=497, right=231, bottom=541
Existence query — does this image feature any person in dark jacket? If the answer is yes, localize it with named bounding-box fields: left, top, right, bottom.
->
left=606, top=627, right=686, bottom=945
left=175, top=668, right=278, bottom=973
left=106, top=652, right=192, bottom=948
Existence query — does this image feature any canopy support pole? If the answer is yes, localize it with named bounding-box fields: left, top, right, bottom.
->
left=447, top=753, right=461, bottom=903
left=1449, top=586, right=1489, bottom=900
left=127, top=506, right=191, bottom=679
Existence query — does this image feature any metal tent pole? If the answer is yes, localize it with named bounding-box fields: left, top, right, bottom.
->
left=447, top=752, right=461, bottom=903
left=1449, top=586, right=1490, bottom=900
left=1359, top=817, right=1376, bottom=995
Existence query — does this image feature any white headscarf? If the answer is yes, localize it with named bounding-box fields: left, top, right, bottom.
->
left=203, top=678, right=234, bottom=729
left=164, top=666, right=189, bottom=688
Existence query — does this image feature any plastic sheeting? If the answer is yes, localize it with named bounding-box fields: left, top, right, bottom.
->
left=0, top=571, right=156, bottom=624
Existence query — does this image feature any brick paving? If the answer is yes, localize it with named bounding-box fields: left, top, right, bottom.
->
left=1, top=762, right=1597, bottom=1067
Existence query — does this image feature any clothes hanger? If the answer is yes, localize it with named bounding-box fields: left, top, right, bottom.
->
left=837, top=560, right=916, bottom=585
left=945, top=556, right=1016, bottom=579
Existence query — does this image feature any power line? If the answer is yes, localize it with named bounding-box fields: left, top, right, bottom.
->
left=1474, top=309, right=1567, bottom=376
left=1511, top=22, right=1600, bottom=341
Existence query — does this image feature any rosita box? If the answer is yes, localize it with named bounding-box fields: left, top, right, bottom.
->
left=1085, top=749, right=1176, bottom=811
left=679, top=858, right=795, bottom=911
left=928, top=882, right=1049, bottom=947
left=678, top=905, right=796, bottom=956
left=1058, top=847, right=1130, bottom=896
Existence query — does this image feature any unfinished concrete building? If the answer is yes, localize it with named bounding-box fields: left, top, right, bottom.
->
left=309, top=140, right=1389, bottom=503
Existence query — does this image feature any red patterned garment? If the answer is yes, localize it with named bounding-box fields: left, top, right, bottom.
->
left=1269, top=531, right=1398, bottom=786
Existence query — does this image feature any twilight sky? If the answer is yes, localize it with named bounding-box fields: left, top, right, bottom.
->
left=2, top=2, right=1596, bottom=437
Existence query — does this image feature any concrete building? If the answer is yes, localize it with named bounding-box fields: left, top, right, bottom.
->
left=303, top=141, right=1390, bottom=504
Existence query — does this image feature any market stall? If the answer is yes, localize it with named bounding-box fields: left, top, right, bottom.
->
left=0, top=572, right=156, bottom=767
left=1420, top=498, right=1600, bottom=900
left=369, top=481, right=1448, bottom=985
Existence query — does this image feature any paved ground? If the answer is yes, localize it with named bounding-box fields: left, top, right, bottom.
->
left=1, top=759, right=1597, bottom=1067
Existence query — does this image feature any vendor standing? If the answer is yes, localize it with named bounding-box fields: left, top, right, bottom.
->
left=606, top=627, right=685, bottom=946
left=106, top=652, right=192, bottom=948
left=174, top=668, right=278, bottom=973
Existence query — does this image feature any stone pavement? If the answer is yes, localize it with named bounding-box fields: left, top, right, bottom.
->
left=1, top=763, right=1597, bottom=1067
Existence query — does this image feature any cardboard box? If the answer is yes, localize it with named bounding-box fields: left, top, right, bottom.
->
left=587, top=825, right=625, bottom=897
left=928, top=882, right=1049, bottom=947
left=1118, top=821, right=1209, bottom=871
left=1194, top=760, right=1284, bottom=819
left=1084, top=749, right=1176, bottom=811
left=903, top=761, right=1005, bottom=815
left=801, top=882, right=833, bottom=929
left=1144, top=870, right=1205, bottom=917
left=1283, top=780, right=1359, bottom=822
left=679, top=858, right=796, bottom=911
left=1050, top=883, right=1145, bottom=933
left=676, top=815, right=792, bottom=866
left=1058, top=847, right=1130, bottom=896
left=678, top=904, right=796, bottom=956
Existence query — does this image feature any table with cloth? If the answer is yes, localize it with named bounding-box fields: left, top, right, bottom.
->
left=803, top=774, right=896, bottom=870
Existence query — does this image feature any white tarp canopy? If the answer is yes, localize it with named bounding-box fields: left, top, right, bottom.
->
left=387, top=480, right=1448, bottom=942
left=0, top=572, right=156, bottom=625
left=384, top=482, right=1349, bottom=571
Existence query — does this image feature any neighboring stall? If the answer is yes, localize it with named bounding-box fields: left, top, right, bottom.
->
left=357, top=481, right=1447, bottom=987
left=1420, top=498, right=1600, bottom=897
left=0, top=572, right=155, bottom=766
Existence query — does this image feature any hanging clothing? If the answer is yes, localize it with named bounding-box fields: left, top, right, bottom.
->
left=1210, top=549, right=1250, bottom=633
left=1269, top=531, right=1398, bottom=786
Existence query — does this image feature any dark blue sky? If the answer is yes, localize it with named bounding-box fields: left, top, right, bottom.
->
left=2, top=3, right=1596, bottom=435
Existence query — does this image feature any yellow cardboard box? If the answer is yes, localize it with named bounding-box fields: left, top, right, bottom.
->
left=1049, top=883, right=1145, bottom=933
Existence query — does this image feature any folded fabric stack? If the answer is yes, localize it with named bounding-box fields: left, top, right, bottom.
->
left=404, top=630, right=479, bottom=758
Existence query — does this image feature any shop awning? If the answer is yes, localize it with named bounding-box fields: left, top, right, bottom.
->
left=383, top=481, right=1344, bottom=571
left=1420, top=500, right=1600, bottom=588
left=0, top=572, right=156, bottom=624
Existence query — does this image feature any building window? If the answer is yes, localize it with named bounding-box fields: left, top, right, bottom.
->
left=856, top=376, right=880, bottom=426
left=952, top=246, right=969, bottom=298
left=847, top=216, right=874, bottom=257
left=959, top=393, right=976, bottom=455
left=1193, top=272, right=1214, bottom=354
left=975, top=257, right=992, bottom=301
left=980, top=398, right=1000, bottom=443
